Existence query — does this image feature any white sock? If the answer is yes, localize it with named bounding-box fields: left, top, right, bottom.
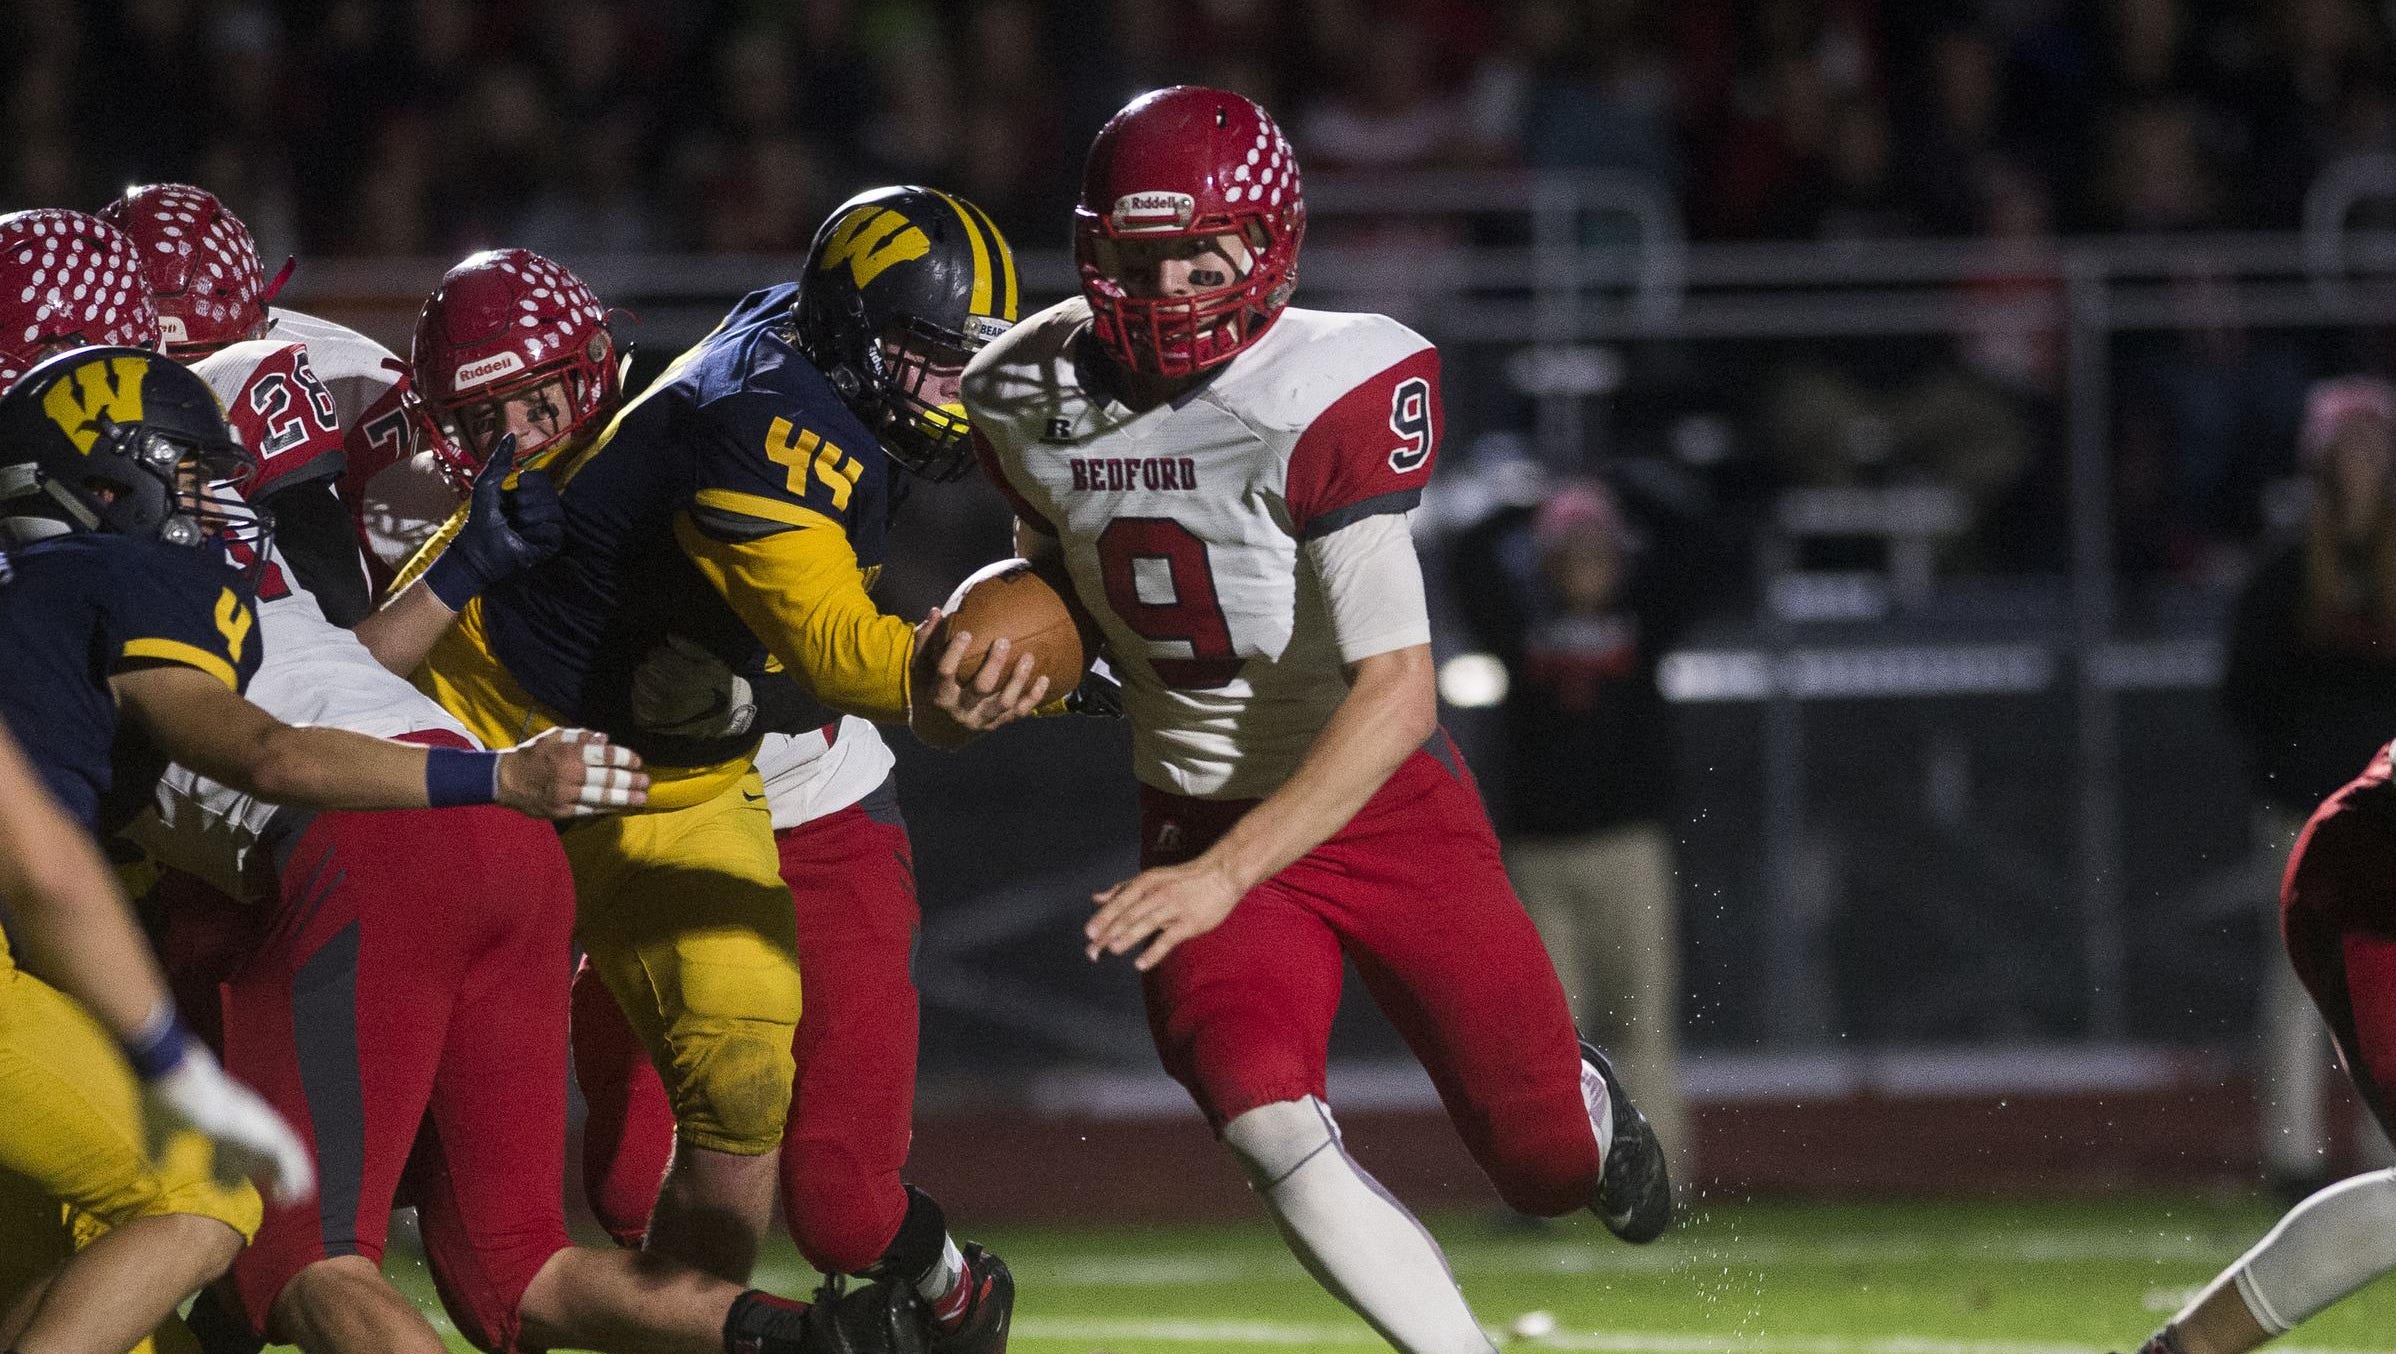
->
left=1223, top=1097, right=1497, bottom=1354
left=916, top=1234, right=966, bottom=1305
left=2180, top=1168, right=2396, bottom=1334
left=1580, top=1056, right=1617, bottom=1167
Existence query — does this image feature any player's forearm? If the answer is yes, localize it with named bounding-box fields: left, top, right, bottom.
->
left=231, top=723, right=441, bottom=810
left=0, top=746, right=174, bottom=1040
left=676, top=514, right=916, bottom=722
left=1199, top=644, right=1438, bottom=892
left=1, top=855, right=177, bottom=1041
left=352, top=580, right=459, bottom=677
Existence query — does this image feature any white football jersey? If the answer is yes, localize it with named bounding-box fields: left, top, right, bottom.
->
left=122, top=343, right=478, bottom=896
left=755, top=717, right=895, bottom=831
left=268, top=308, right=422, bottom=587
left=965, top=300, right=1443, bottom=799
left=128, top=529, right=476, bottom=898
left=358, top=447, right=463, bottom=580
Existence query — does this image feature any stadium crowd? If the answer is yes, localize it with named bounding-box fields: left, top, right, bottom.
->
left=6, top=0, right=2394, bottom=260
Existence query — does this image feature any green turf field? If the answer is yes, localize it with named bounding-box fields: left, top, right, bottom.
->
left=388, top=1194, right=2396, bottom=1353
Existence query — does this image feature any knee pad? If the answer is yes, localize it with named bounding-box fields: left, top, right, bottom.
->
left=647, top=918, right=805, bottom=1155
left=661, top=1013, right=797, bottom=1154
left=1223, top=1097, right=1341, bottom=1188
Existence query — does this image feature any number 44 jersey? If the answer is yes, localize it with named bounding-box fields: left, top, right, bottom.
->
left=967, top=298, right=1442, bottom=801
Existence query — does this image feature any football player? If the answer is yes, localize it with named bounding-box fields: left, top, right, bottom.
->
left=962, top=87, right=1677, bottom=1353
left=0, top=717, right=306, bottom=1354
left=404, top=245, right=1013, bottom=1349
left=0, top=344, right=638, bottom=1352
left=404, top=192, right=1038, bottom=1315
left=2120, top=742, right=2396, bottom=1354
left=102, top=183, right=425, bottom=610
left=114, top=309, right=922, bottom=1354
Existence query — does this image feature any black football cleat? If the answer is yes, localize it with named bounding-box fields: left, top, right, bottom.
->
left=725, top=1279, right=930, bottom=1354
left=1582, top=1039, right=1675, bottom=1244
left=929, top=1242, right=1014, bottom=1354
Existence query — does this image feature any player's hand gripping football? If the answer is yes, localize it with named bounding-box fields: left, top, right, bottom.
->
left=908, top=608, right=1051, bottom=749
left=1086, top=856, right=1247, bottom=970
left=422, top=434, right=568, bottom=609
left=142, top=1041, right=316, bottom=1206
left=496, top=727, right=649, bottom=818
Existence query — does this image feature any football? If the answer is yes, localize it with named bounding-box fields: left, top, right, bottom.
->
left=938, top=557, right=1089, bottom=695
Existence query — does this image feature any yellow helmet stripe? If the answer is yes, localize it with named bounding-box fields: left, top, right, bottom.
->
left=958, top=196, right=1019, bottom=320
left=929, top=189, right=993, bottom=318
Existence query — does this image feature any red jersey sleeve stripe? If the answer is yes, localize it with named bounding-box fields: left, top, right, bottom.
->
left=1282, top=346, right=1441, bottom=539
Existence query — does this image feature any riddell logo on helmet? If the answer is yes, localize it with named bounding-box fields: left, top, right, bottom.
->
left=157, top=315, right=188, bottom=345
left=453, top=351, right=525, bottom=390
left=1112, top=192, right=1195, bottom=231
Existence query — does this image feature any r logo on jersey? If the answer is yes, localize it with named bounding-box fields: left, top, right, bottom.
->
left=1387, top=375, right=1433, bottom=474
left=43, top=354, right=149, bottom=455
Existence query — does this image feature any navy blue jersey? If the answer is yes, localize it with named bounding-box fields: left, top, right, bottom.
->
left=0, top=534, right=261, bottom=834
left=466, top=285, right=892, bottom=769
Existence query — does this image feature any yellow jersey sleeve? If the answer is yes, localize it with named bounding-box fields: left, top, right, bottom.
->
left=673, top=509, right=914, bottom=723
left=387, top=501, right=470, bottom=600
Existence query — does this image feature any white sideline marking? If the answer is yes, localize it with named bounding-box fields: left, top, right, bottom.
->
left=1013, top=1318, right=2381, bottom=1354
left=1015, top=1230, right=2268, bottom=1287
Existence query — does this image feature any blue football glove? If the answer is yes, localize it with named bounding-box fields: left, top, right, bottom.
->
left=424, top=435, right=566, bottom=608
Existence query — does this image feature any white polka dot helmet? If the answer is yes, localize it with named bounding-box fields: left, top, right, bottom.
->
left=1074, top=85, right=1306, bottom=377
left=407, top=248, right=619, bottom=489
left=0, top=209, right=163, bottom=394
left=99, top=183, right=277, bottom=360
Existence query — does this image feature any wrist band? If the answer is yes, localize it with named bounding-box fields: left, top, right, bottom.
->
left=425, top=746, right=502, bottom=807
left=121, top=1004, right=191, bottom=1081
left=423, top=551, right=478, bottom=611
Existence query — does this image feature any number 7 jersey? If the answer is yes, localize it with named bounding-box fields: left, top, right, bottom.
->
left=965, top=298, right=1441, bottom=800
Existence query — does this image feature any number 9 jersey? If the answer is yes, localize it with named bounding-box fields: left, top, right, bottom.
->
left=965, top=298, right=1441, bottom=800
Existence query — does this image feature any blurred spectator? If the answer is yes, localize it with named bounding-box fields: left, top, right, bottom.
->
left=2223, top=377, right=2396, bottom=1196
left=0, top=0, right=2387, bottom=268
left=1448, top=467, right=1726, bottom=1172
left=1468, top=0, right=1679, bottom=187
left=1895, top=23, right=2009, bottom=236
left=1299, top=10, right=1470, bottom=173
left=2224, top=378, right=2396, bottom=812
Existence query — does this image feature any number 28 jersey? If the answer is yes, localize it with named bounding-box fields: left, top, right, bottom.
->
left=966, top=299, right=1441, bottom=800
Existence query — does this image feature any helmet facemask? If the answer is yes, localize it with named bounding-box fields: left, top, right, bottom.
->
left=1077, top=218, right=1288, bottom=378
left=415, top=331, right=618, bottom=491
left=872, top=315, right=982, bottom=483
left=8, top=416, right=272, bottom=568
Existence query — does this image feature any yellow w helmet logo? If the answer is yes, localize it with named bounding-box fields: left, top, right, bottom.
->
left=42, top=355, right=149, bottom=456
left=817, top=207, right=930, bottom=290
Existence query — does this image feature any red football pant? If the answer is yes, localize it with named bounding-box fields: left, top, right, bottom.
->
left=574, top=798, right=921, bottom=1273
left=1139, top=732, right=1603, bottom=1217
left=2283, top=743, right=2396, bottom=1136
left=181, top=773, right=579, bottom=1353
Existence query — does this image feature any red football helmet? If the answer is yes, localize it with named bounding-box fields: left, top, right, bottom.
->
left=408, top=248, right=620, bottom=489
left=0, top=210, right=162, bottom=393
left=1074, top=85, right=1306, bottom=377
left=99, top=183, right=276, bottom=360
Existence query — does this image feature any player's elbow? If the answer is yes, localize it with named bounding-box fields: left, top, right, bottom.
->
left=1354, top=644, right=1438, bottom=746
left=235, top=726, right=319, bottom=805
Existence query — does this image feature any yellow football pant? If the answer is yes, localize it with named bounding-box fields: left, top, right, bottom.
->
left=0, top=928, right=259, bottom=1344
left=564, top=769, right=804, bottom=1155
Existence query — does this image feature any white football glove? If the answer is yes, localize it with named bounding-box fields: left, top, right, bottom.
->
left=142, top=1042, right=315, bottom=1206
left=630, top=634, right=758, bottom=740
